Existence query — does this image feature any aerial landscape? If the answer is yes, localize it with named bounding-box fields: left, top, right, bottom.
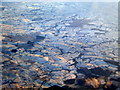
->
left=1, top=2, right=120, bottom=89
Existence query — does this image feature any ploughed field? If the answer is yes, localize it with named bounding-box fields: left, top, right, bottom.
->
left=1, top=2, right=120, bottom=89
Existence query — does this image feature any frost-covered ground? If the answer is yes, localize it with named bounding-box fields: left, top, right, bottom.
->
left=1, top=2, right=120, bottom=89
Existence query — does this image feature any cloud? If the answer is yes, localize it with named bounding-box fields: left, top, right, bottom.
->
left=1, top=0, right=119, bottom=2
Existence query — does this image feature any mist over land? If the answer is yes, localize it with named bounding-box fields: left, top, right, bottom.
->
left=1, top=2, right=119, bottom=89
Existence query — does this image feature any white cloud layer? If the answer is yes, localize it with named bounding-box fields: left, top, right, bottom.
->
left=1, top=0, right=120, bottom=2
